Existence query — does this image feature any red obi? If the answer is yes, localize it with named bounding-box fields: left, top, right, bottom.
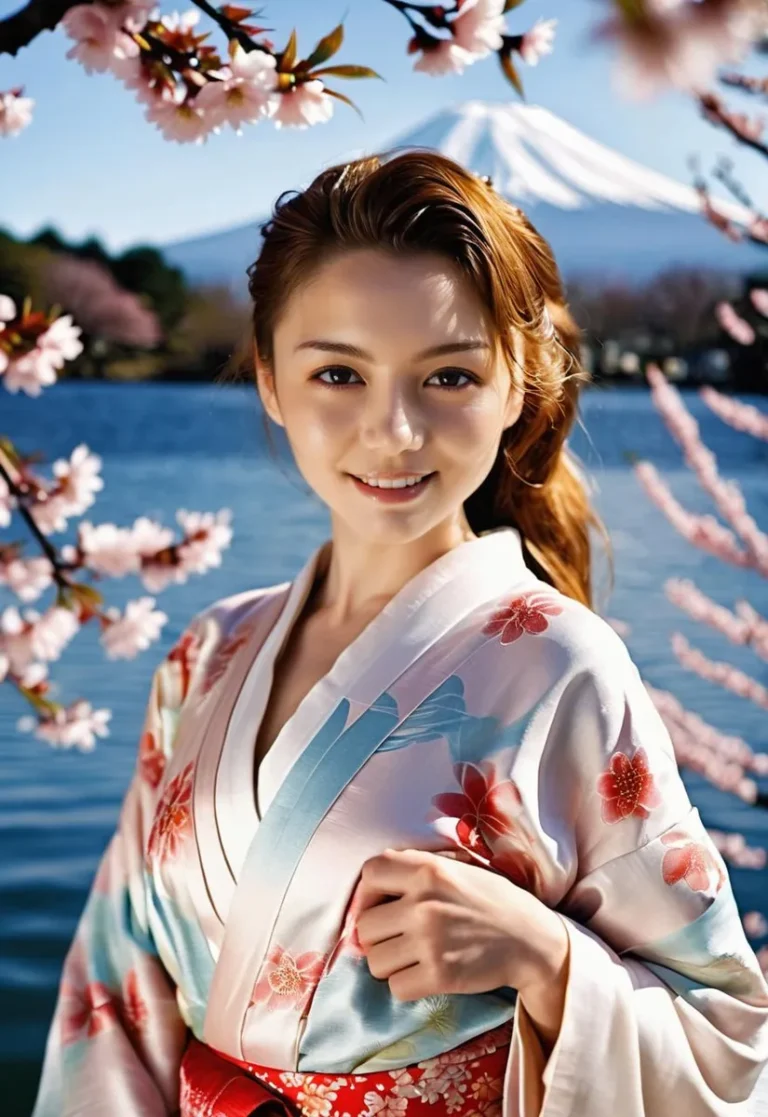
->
left=180, top=1023, right=512, bottom=1117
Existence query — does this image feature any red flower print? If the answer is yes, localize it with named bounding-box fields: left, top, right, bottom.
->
left=60, top=979, right=118, bottom=1045
left=147, top=762, right=194, bottom=865
left=122, top=970, right=148, bottom=1040
left=661, top=830, right=726, bottom=893
left=249, top=945, right=328, bottom=1014
left=482, top=591, right=563, bottom=646
left=200, top=620, right=254, bottom=696
left=596, top=746, right=662, bottom=824
left=431, top=761, right=541, bottom=893
left=139, top=730, right=166, bottom=789
left=168, top=627, right=202, bottom=702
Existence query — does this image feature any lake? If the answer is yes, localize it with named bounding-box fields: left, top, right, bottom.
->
left=1, top=381, right=766, bottom=1115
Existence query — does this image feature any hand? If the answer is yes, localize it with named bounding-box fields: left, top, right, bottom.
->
left=354, top=846, right=568, bottom=1003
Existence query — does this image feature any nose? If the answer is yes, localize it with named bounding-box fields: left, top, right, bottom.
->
left=359, top=384, right=425, bottom=454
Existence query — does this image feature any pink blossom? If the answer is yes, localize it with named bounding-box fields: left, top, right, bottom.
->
left=0, top=555, right=54, bottom=602
left=160, top=10, right=200, bottom=34
left=450, top=0, right=505, bottom=56
left=672, top=632, right=768, bottom=710
left=519, top=18, right=558, bottom=66
left=716, top=301, right=755, bottom=346
left=176, top=508, right=233, bottom=575
left=272, top=82, right=334, bottom=129
left=194, top=44, right=277, bottom=131
left=412, top=38, right=475, bottom=75
left=0, top=90, right=34, bottom=137
left=18, top=699, right=111, bottom=751
left=700, top=386, right=768, bottom=442
left=62, top=4, right=139, bottom=75
left=30, top=445, right=103, bottom=534
left=1, top=604, right=79, bottom=674
left=101, top=597, right=168, bottom=659
left=79, top=521, right=142, bottom=576
left=3, top=350, right=57, bottom=397
left=0, top=295, right=16, bottom=322
left=0, top=474, right=13, bottom=528
left=0, top=651, right=8, bottom=683
left=749, top=288, right=768, bottom=317
left=743, top=911, right=768, bottom=939
left=145, top=89, right=216, bottom=144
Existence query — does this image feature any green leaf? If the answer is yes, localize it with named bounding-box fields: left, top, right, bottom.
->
left=309, top=64, right=382, bottom=80
left=323, top=86, right=364, bottom=120
left=280, top=28, right=298, bottom=71
left=303, top=22, right=344, bottom=70
left=500, top=51, right=525, bottom=98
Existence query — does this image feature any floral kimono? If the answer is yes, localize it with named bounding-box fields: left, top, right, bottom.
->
left=33, top=527, right=768, bottom=1117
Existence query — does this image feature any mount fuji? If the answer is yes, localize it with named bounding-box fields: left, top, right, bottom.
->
left=161, top=101, right=767, bottom=290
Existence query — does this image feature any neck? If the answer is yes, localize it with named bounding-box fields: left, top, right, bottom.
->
left=311, top=514, right=477, bottom=628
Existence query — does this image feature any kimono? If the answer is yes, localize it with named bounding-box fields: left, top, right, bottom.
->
left=32, top=526, right=768, bottom=1117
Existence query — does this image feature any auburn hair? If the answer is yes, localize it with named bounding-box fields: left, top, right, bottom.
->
left=239, top=149, right=611, bottom=609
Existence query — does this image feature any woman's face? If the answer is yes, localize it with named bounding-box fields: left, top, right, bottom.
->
left=255, top=247, right=523, bottom=547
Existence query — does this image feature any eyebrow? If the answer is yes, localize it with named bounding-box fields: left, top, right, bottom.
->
left=294, top=339, right=490, bottom=360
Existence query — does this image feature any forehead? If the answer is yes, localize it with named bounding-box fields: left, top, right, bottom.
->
left=274, top=247, right=493, bottom=346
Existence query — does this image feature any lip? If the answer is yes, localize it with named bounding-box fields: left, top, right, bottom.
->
left=347, top=472, right=437, bottom=503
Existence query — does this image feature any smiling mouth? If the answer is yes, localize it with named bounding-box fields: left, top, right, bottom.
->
left=347, top=471, right=437, bottom=501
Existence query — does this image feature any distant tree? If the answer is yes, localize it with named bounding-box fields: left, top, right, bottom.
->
left=111, top=245, right=188, bottom=332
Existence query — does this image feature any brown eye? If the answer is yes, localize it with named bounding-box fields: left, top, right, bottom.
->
left=313, top=366, right=363, bottom=387
left=427, top=368, right=479, bottom=390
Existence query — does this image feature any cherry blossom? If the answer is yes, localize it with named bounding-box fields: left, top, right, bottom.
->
left=716, top=301, right=755, bottom=346
left=272, top=81, right=334, bottom=129
left=661, top=827, right=727, bottom=893
left=0, top=89, right=34, bottom=137
left=144, top=89, right=216, bottom=144
left=450, top=0, right=505, bottom=57
left=0, top=554, right=54, bottom=602
left=749, top=288, right=768, bottom=317
left=0, top=475, right=13, bottom=528
left=194, top=44, right=278, bottom=131
left=1, top=604, right=79, bottom=674
left=176, top=509, right=233, bottom=574
left=412, top=38, right=475, bottom=75
left=519, top=17, right=558, bottom=65
left=101, top=597, right=168, bottom=659
left=62, top=4, right=139, bottom=75
left=743, top=911, right=768, bottom=939
left=78, top=521, right=143, bottom=577
left=249, top=944, right=327, bottom=1013
left=2, top=350, right=58, bottom=397
left=30, top=445, right=104, bottom=534
left=146, top=762, right=194, bottom=863
left=18, top=699, right=112, bottom=751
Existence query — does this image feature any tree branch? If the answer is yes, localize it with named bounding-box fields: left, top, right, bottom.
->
left=0, top=0, right=87, bottom=57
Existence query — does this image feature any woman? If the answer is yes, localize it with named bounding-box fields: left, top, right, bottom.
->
left=33, top=151, right=768, bottom=1117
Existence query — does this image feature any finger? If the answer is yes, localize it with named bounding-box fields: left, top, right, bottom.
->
left=366, top=934, right=419, bottom=981
left=356, top=896, right=409, bottom=948
left=357, top=850, right=419, bottom=913
left=388, top=962, right=432, bottom=1003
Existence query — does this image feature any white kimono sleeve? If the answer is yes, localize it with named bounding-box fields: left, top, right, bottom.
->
left=32, top=619, right=208, bottom=1117
left=506, top=640, right=768, bottom=1117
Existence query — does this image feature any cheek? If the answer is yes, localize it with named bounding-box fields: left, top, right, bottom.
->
left=285, top=395, right=357, bottom=460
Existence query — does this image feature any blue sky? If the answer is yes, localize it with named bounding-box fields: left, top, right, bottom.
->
left=1, top=0, right=766, bottom=252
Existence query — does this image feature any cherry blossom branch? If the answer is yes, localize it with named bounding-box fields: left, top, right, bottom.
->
left=0, top=449, right=72, bottom=596
left=671, top=632, right=768, bottom=711
left=697, top=90, right=768, bottom=159
left=720, top=69, right=768, bottom=97
left=0, top=0, right=84, bottom=58
left=700, top=386, right=768, bottom=441
left=647, top=683, right=768, bottom=806
left=637, top=365, right=768, bottom=575
left=665, top=578, right=768, bottom=663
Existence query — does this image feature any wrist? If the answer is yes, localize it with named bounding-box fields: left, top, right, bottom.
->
left=511, top=907, right=570, bottom=995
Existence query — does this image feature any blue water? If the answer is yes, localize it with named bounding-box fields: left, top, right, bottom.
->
left=1, top=382, right=766, bottom=1115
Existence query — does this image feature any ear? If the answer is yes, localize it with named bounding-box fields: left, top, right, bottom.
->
left=254, top=350, right=285, bottom=428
